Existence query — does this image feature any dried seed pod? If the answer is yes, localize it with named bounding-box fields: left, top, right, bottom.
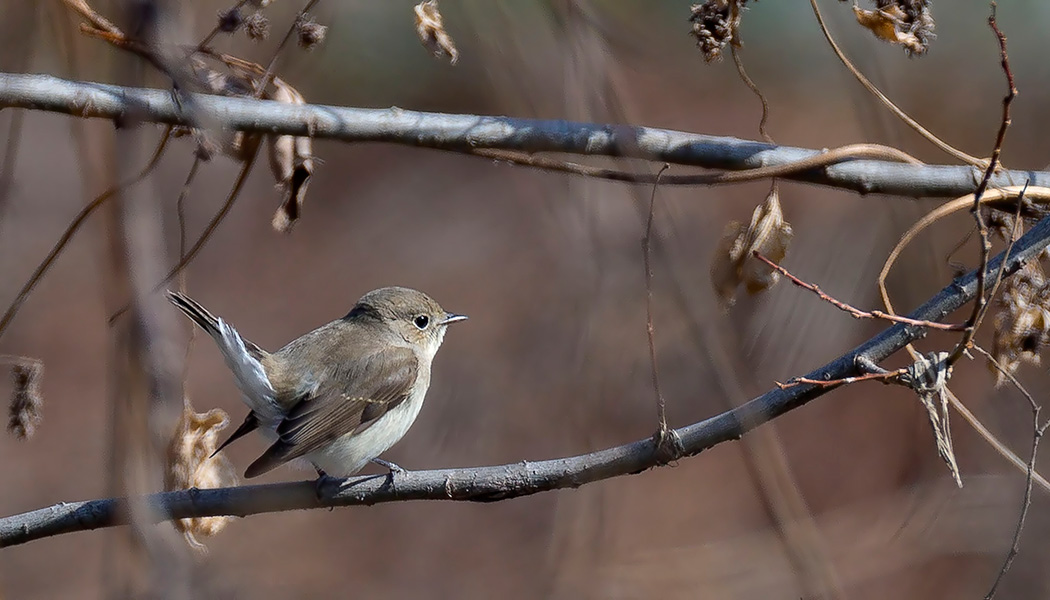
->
left=414, top=0, right=458, bottom=64
left=7, top=358, right=43, bottom=440
left=689, top=0, right=748, bottom=63
left=854, top=0, right=934, bottom=56
left=267, top=79, right=314, bottom=233
left=166, top=401, right=238, bottom=551
left=217, top=7, right=243, bottom=33
left=991, top=262, right=1050, bottom=385
left=244, top=12, right=270, bottom=41
left=296, top=14, right=327, bottom=50
left=710, top=187, right=793, bottom=306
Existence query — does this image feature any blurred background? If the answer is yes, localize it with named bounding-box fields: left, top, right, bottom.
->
left=3, top=0, right=1050, bottom=597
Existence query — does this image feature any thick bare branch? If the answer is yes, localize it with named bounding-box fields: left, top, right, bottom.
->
left=5, top=212, right=1050, bottom=548
left=1, top=73, right=1048, bottom=198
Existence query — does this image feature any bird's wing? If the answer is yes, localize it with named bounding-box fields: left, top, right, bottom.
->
left=244, top=347, right=419, bottom=478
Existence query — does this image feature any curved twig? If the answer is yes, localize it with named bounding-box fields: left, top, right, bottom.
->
left=809, top=0, right=983, bottom=166
left=877, top=186, right=1050, bottom=494
left=470, top=143, right=920, bottom=186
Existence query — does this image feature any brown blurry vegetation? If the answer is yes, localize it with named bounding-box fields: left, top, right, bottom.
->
left=4, top=1, right=1050, bottom=598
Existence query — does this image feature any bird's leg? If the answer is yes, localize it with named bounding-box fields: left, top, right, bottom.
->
left=314, top=467, right=336, bottom=500
left=314, top=467, right=365, bottom=498
left=372, top=457, right=407, bottom=475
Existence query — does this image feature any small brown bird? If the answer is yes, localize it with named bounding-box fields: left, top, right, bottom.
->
left=167, top=287, right=466, bottom=478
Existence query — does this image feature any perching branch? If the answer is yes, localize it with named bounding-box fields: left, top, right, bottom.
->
left=5, top=211, right=1050, bottom=548
left=2, top=72, right=1049, bottom=198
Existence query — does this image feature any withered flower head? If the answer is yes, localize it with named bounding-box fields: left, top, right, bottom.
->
left=414, top=0, right=459, bottom=64
left=244, top=12, right=270, bottom=41
left=167, top=401, right=238, bottom=550
left=296, top=14, right=328, bottom=50
left=854, top=0, right=934, bottom=56
left=217, top=7, right=243, bottom=33
left=689, top=0, right=749, bottom=63
left=991, top=262, right=1050, bottom=385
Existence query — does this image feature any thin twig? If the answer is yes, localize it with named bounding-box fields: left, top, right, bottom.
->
left=62, top=0, right=122, bottom=36
left=174, top=155, right=202, bottom=375
left=0, top=1, right=36, bottom=216
left=175, top=157, right=202, bottom=274
left=109, top=145, right=260, bottom=323
left=252, top=0, right=320, bottom=98
left=974, top=344, right=1042, bottom=600
left=0, top=102, right=25, bottom=215
left=730, top=45, right=772, bottom=144
left=642, top=165, right=678, bottom=457
left=878, top=186, right=1050, bottom=334
left=162, top=148, right=257, bottom=287
left=948, top=4, right=1017, bottom=367
left=753, top=252, right=965, bottom=331
left=975, top=180, right=1028, bottom=336
left=0, top=128, right=173, bottom=342
left=775, top=369, right=905, bottom=390
left=471, top=143, right=920, bottom=186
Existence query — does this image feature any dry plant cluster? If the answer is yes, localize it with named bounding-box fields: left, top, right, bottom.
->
left=2, top=1, right=1050, bottom=598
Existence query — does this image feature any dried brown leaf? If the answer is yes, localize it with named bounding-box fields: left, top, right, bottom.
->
left=711, top=220, right=747, bottom=306
left=739, top=189, right=793, bottom=294
left=166, top=400, right=238, bottom=551
left=414, top=0, right=458, bottom=64
left=710, top=188, right=793, bottom=306
left=267, top=78, right=314, bottom=233
left=182, top=59, right=260, bottom=161
left=7, top=358, right=43, bottom=440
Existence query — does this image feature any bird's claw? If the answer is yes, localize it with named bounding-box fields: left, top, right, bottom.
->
left=372, top=458, right=407, bottom=476
left=314, top=471, right=340, bottom=500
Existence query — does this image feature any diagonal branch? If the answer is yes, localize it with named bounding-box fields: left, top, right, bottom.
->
left=5, top=212, right=1050, bottom=548
left=1, top=73, right=1049, bottom=198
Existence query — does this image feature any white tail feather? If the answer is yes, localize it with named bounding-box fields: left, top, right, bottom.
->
left=212, top=317, right=283, bottom=422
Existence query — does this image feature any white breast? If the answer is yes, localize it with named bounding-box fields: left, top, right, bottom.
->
left=305, top=389, right=428, bottom=477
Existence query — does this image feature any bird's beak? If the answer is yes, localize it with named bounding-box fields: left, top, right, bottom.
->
left=441, top=312, right=468, bottom=325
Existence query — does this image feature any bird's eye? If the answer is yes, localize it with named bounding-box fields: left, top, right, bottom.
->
left=413, top=315, right=430, bottom=329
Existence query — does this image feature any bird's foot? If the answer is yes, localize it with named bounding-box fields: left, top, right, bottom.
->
left=372, top=458, right=407, bottom=478
left=314, top=469, right=338, bottom=500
